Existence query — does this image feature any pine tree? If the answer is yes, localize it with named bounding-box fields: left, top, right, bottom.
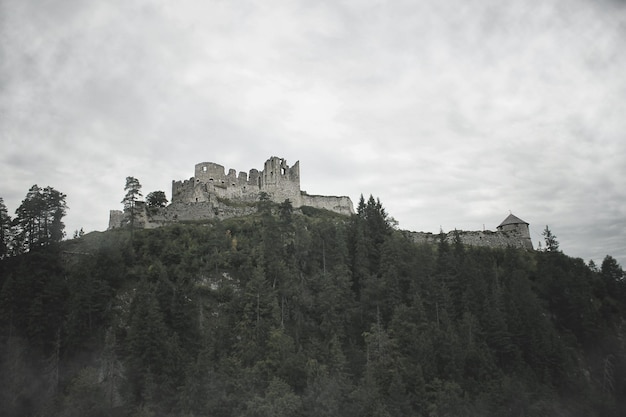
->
left=121, top=177, right=142, bottom=237
left=41, top=186, right=68, bottom=244
left=12, top=185, right=67, bottom=252
left=542, top=225, right=559, bottom=252
left=0, top=197, right=12, bottom=259
left=13, top=185, right=43, bottom=252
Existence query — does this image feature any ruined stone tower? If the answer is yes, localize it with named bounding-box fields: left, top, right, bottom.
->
left=260, top=157, right=301, bottom=203
left=496, top=213, right=533, bottom=250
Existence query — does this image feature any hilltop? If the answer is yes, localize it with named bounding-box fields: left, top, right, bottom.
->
left=1, top=198, right=625, bottom=417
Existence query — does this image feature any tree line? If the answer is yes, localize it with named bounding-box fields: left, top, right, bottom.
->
left=0, top=185, right=68, bottom=258
left=1, top=188, right=625, bottom=416
left=0, top=178, right=171, bottom=259
left=1, top=192, right=625, bottom=417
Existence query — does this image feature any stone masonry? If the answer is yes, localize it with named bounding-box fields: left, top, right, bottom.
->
left=170, top=156, right=354, bottom=214
left=407, top=213, right=533, bottom=250
left=108, top=157, right=533, bottom=251
left=109, top=156, right=354, bottom=229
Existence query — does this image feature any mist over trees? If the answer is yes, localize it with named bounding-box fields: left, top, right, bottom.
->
left=0, top=193, right=625, bottom=416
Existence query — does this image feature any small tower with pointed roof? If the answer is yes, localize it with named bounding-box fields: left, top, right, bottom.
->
left=497, top=213, right=533, bottom=249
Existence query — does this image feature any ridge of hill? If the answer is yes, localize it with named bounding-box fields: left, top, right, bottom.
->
left=1, top=201, right=625, bottom=417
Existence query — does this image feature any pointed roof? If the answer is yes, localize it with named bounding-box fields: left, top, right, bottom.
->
left=498, top=213, right=528, bottom=228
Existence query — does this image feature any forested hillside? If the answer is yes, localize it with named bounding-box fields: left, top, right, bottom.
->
left=1, top=197, right=625, bottom=417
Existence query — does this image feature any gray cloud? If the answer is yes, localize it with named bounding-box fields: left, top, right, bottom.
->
left=2, top=0, right=625, bottom=265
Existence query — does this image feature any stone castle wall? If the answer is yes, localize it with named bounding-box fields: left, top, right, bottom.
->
left=408, top=228, right=533, bottom=250
left=107, top=156, right=532, bottom=252
left=109, top=200, right=257, bottom=230
left=144, top=201, right=257, bottom=228
left=108, top=210, right=125, bottom=229
left=171, top=156, right=352, bottom=214
left=109, top=156, right=354, bottom=229
left=300, top=194, right=354, bottom=215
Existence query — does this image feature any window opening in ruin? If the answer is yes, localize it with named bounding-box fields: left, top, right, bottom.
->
left=196, top=198, right=198, bottom=202
left=202, top=166, right=208, bottom=172
left=209, top=178, right=214, bottom=182
left=281, top=168, right=286, bottom=175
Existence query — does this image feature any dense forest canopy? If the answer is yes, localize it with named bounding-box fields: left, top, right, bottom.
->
left=0, top=192, right=625, bottom=417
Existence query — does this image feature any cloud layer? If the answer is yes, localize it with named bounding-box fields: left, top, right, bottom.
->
left=2, top=0, right=625, bottom=265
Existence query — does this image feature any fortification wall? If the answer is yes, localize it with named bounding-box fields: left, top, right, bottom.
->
left=108, top=202, right=148, bottom=230
left=108, top=210, right=124, bottom=229
left=142, top=201, right=257, bottom=228
left=409, top=229, right=533, bottom=250
left=194, top=162, right=228, bottom=183
left=171, top=157, right=355, bottom=215
left=172, top=178, right=260, bottom=205
left=301, top=194, right=354, bottom=215
left=260, top=158, right=301, bottom=203
left=174, top=157, right=303, bottom=206
left=110, top=156, right=354, bottom=230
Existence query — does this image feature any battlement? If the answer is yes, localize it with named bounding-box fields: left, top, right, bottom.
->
left=107, top=156, right=531, bottom=253
left=109, top=156, right=354, bottom=230
left=171, top=156, right=330, bottom=209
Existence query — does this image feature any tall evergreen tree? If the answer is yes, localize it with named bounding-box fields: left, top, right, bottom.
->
left=12, top=185, right=67, bottom=252
left=121, top=177, right=142, bottom=236
left=542, top=225, right=559, bottom=252
left=41, top=186, right=68, bottom=244
left=601, top=255, right=625, bottom=303
left=13, top=185, right=43, bottom=252
left=0, top=197, right=11, bottom=259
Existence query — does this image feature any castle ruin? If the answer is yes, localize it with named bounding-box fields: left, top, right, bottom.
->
left=408, top=213, right=533, bottom=250
left=108, top=157, right=534, bottom=251
left=109, top=156, right=354, bottom=229
left=170, top=156, right=354, bottom=213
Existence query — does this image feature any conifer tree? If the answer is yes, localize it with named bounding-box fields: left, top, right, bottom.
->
left=12, top=185, right=67, bottom=252
left=542, top=225, right=559, bottom=252
left=121, top=176, right=142, bottom=237
left=42, top=186, right=68, bottom=244
left=0, top=197, right=11, bottom=259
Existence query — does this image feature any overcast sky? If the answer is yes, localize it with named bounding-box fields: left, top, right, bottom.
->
left=2, top=0, right=625, bottom=266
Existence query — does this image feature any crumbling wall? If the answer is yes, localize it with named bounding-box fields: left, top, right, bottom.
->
left=408, top=229, right=533, bottom=250
left=172, top=157, right=336, bottom=211
left=260, top=157, right=301, bottom=203
left=108, top=210, right=124, bottom=229
left=111, top=156, right=354, bottom=230
left=139, top=200, right=257, bottom=228
left=194, top=162, right=228, bottom=184
left=300, top=193, right=354, bottom=215
left=171, top=178, right=197, bottom=203
left=107, top=202, right=148, bottom=230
